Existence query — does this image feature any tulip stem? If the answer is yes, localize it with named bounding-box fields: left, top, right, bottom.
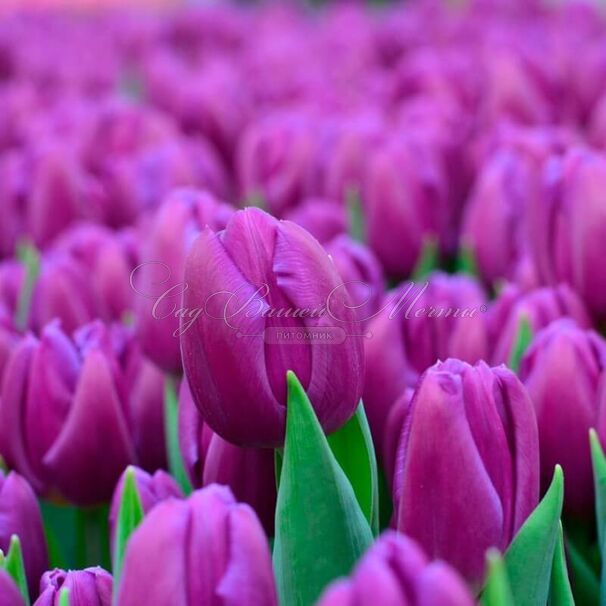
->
left=346, top=188, right=366, bottom=243
left=75, top=505, right=111, bottom=571
left=14, top=242, right=40, bottom=331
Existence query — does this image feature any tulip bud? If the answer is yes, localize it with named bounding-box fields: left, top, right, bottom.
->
left=363, top=273, right=488, bottom=452
left=237, top=115, right=317, bottom=217
left=520, top=320, right=606, bottom=514
left=117, top=485, right=278, bottom=606
left=109, top=467, right=182, bottom=557
left=394, top=359, right=539, bottom=585
left=382, top=388, right=414, bottom=487
left=461, top=149, right=536, bottom=286
left=34, top=568, right=112, bottom=606
left=489, top=283, right=590, bottom=364
left=364, top=136, right=449, bottom=277
left=325, top=235, right=384, bottom=328
left=0, top=471, right=47, bottom=599
left=178, top=380, right=276, bottom=534
left=0, top=571, right=24, bottom=606
left=180, top=207, right=364, bottom=447
left=528, top=148, right=606, bottom=320
left=0, top=320, right=164, bottom=505
left=283, top=198, right=347, bottom=245
left=133, top=188, right=233, bottom=372
left=317, top=531, right=474, bottom=606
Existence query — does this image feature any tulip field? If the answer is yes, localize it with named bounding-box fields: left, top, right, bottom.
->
left=2, top=0, right=606, bottom=604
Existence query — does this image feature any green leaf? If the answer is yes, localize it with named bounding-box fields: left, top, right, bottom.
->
left=590, top=430, right=606, bottom=553
left=565, top=535, right=600, bottom=606
left=112, top=467, right=145, bottom=594
left=481, top=549, right=515, bottom=606
left=346, top=188, right=365, bottom=243
left=2, top=535, right=30, bottom=606
left=274, top=449, right=283, bottom=493
left=508, top=313, right=533, bottom=373
left=59, top=588, right=70, bottom=606
left=273, top=372, right=373, bottom=606
left=327, top=402, right=379, bottom=535
left=456, top=242, right=479, bottom=277
left=411, top=236, right=439, bottom=281
left=14, top=242, right=40, bottom=331
left=504, top=465, right=564, bottom=606
left=164, top=377, right=193, bottom=495
left=549, top=523, right=575, bottom=606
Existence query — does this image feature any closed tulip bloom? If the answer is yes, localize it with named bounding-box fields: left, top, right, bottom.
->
left=133, top=188, right=233, bottom=372
left=180, top=207, right=364, bottom=447
left=34, top=568, right=112, bottom=606
left=178, top=380, right=276, bottom=534
left=363, top=273, right=488, bottom=451
left=0, top=571, right=24, bottom=606
left=0, top=321, right=165, bottom=505
left=283, top=198, right=347, bottom=245
left=237, top=116, right=318, bottom=217
left=382, top=388, right=414, bottom=488
left=461, top=149, right=536, bottom=286
left=117, top=484, right=278, bottom=606
left=0, top=471, right=48, bottom=599
left=109, top=467, right=182, bottom=558
left=325, top=235, right=384, bottom=328
left=489, top=283, right=590, bottom=364
left=529, top=148, right=606, bottom=320
left=394, top=359, right=539, bottom=585
left=520, top=320, right=606, bottom=514
left=364, top=136, right=450, bottom=278
left=317, top=531, right=474, bottom=606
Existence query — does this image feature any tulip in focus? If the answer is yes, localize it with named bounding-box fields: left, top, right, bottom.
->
left=180, top=207, right=364, bottom=447
left=394, top=359, right=539, bottom=586
left=317, top=531, right=475, bottom=606
left=520, top=320, right=606, bottom=515
left=178, top=380, right=276, bottom=534
left=0, top=320, right=165, bottom=505
left=117, top=484, right=278, bottom=606
left=0, top=470, right=48, bottom=599
left=34, top=568, right=112, bottom=606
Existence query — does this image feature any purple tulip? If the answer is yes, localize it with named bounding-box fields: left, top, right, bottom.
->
left=363, top=272, right=488, bottom=452
left=0, top=320, right=165, bottom=505
left=133, top=188, right=233, bottom=372
left=529, top=147, right=606, bottom=320
left=489, top=283, right=591, bottom=364
left=0, top=571, right=24, bottom=606
left=180, top=207, right=364, bottom=447
left=237, top=115, right=318, bottom=217
left=394, top=359, right=539, bottom=585
left=461, top=149, right=536, bottom=286
left=117, top=484, right=278, bottom=606
left=325, top=235, right=384, bottom=327
left=283, top=198, right=347, bottom=245
left=178, top=380, right=276, bottom=534
left=520, top=320, right=606, bottom=514
left=364, top=135, right=450, bottom=277
left=0, top=471, right=48, bottom=599
left=316, top=531, right=474, bottom=606
left=382, top=388, right=413, bottom=488
left=109, top=467, right=182, bottom=557
left=0, top=309, right=19, bottom=384
left=34, top=568, right=112, bottom=606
